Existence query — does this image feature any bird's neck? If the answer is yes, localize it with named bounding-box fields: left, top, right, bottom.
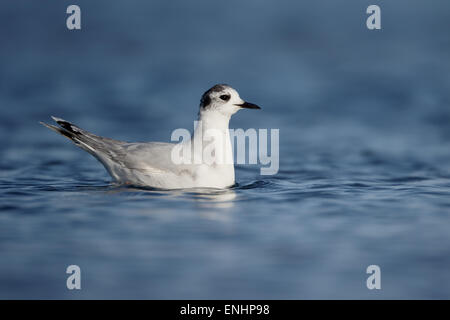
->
left=194, top=110, right=231, bottom=136
left=191, top=110, right=234, bottom=166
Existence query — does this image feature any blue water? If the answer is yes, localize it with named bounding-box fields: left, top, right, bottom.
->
left=1, top=0, right=450, bottom=299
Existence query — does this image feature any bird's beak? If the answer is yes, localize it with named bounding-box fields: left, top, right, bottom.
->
left=234, top=101, right=261, bottom=110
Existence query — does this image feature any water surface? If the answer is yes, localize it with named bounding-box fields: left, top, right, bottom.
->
left=0, top=0, right=449, bottom=298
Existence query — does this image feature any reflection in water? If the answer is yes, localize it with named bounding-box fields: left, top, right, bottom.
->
left=187, top=189, right=237, bottom=207
left=105, top=185, right=237, bottom=220
left=191, top=190, right=237, bottom=222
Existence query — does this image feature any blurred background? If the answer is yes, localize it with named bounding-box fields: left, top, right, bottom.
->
left=0, top=0, right=449, bottom=298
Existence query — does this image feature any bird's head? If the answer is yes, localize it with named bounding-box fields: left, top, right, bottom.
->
left=199, top=84, right=260, bottom=117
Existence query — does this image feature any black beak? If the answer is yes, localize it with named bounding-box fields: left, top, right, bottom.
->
left=235, top=101, right=261, bottom=110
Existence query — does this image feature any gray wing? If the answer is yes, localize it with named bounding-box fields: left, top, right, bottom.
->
left=118, top=142, right=190, bottom=175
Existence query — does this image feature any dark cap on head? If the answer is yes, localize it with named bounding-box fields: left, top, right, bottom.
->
left=200, top=84, right=230, bottom=108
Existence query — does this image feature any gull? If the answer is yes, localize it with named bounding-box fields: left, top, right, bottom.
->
left=40, top=84, right=260, bottom=189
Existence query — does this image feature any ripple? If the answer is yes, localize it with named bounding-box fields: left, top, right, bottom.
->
left=234, top=180, right=273, bottom=190
left=383, top=176, right=430, bottom=183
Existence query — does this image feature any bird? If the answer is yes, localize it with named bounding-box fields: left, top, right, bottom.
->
left=40, top=84, right=261, bottom=189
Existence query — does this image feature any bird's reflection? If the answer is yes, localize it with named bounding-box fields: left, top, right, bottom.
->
left=104, top=185, right=237, bottom=221
left=186, top=188, right=237, bottom=221
left=185, top=188, right=237, bottom=207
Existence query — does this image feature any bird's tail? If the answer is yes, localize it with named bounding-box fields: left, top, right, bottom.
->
left=40, top=116, right=102, bottom=154
left=40, top=116, right=129, bottom=183
left=40, top=115, right=127, bottom=162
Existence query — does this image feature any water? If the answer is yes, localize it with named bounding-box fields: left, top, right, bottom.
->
left=1, top=0, right=449, bottom=299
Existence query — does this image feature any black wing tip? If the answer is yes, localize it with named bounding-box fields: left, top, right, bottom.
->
left=51, top=116, right=78, bottom=132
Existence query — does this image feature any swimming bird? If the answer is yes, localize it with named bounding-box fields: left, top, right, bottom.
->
left=40, top=84, right=260, bottom=189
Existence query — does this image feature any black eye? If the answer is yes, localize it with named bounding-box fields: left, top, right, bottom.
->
left=220, top=94, right=230, bottom=101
